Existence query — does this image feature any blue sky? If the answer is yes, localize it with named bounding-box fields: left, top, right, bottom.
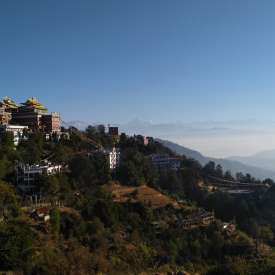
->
left=1, top=0, right=275, bottom=124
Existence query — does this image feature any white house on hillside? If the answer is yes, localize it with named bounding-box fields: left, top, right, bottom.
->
left=0, top=124, right=28, bottom=146
left=16, top=161, right=62, bottom=192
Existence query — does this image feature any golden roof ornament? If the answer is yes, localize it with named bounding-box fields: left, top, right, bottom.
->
left=22, top=97, right=47, bottom=110
left=1, top=97, right=18, bottom=108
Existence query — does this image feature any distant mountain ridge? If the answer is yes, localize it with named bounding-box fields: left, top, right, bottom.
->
left=159, top=139, right=275, bottom=180
left=228, top=149, right=275, bottom=173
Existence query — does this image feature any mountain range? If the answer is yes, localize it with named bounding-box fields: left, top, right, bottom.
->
left=159, top=139, right=275, bottom=180
left=228, top=150, right=275, bottom=173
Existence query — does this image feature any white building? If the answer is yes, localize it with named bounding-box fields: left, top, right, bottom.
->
left=108, top=148, right=120, bottom=170
left=16, top=161, right=62, bottom=192
left=0, top=124, right=28, bottom=146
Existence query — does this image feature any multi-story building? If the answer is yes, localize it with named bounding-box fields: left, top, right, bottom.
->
left=108, top=126, right=119, bottom=137
left=0, top=97, right=18, bottom=125
left=0, top=124, right=28, bottom=146
left=151, top=154, right=181, bottom=170
left=107, top=148, right=120, bottom=170
left=0, top=107, right=12, bottom=125
left=12, top=98, right=49, bottom=131
left=179, top=210, right=215, bottom=230
left=9, top=97, right=61, bottom=134
left=109, top=148, right=120, bottom=170
left=41, top=112, right=61, bottom=133
left=16, top=161, right=62, bottom=193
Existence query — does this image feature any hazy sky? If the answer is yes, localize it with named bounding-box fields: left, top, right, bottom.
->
left=122, top=120, right=275, bottom=157
left=1, top=1, right=275, bottom=156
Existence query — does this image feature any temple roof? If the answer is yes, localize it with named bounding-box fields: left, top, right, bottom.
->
left=1, top=97, right=18, bottom=109
left=21, top=97, right=47, bottom=111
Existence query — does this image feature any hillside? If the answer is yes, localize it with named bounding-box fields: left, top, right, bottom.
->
left=2, top=127, right=275, bottom=274
left=160, top=139, right=275, bottom=180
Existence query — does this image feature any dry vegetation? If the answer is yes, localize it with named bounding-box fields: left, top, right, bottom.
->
left=104, top=182, right=181, bottom=209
